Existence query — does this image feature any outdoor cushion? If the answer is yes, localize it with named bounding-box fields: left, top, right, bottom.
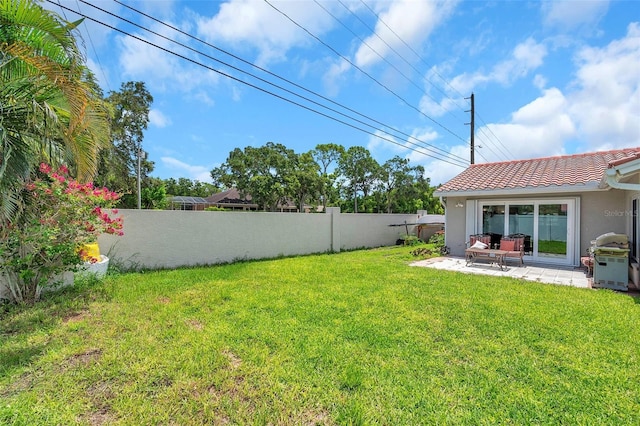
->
left=470, top=241, right=488, bottom=249
left=500, top=240, right=516, bottom=251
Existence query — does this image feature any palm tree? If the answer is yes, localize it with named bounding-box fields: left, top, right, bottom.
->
left=0, top=0, right=110, bottom=220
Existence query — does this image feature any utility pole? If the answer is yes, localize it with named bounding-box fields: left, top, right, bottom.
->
left=137, top=144, right=142, bottom=210
left=465, top=93, right=475, bottom=164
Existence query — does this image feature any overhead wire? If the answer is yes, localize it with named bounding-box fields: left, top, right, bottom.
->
left=48, top=0, right=469, bottom=168
left=358, top=0, right=516, bottom=161
left=476, top=113, right=514, bottom=160
left=313, top=0, right=447, bottom=117
left=357, top=0, right=467, bottom=112
left=263, top=0, right=470, bottom=147
left=334, top=0, right=464, bottom=121
left=53, top=0, right=112, bottom=93
left=74, top=0, right=112, bottom=93
left=81, top=0, right=468, bottom=167
left=475, top=128, right=510, bottom=162
left=108, top=0, right=468, bottom=166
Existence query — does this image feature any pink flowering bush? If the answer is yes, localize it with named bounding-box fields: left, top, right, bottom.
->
left=0, top=164, right=123, bottom=304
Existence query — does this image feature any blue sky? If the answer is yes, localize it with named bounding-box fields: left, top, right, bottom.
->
left=49, top=0, right=640, bottom=185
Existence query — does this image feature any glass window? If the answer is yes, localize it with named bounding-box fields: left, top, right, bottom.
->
left=482, top=205, right=504, bottom=235
left=509, top=204, right=534, bottom=254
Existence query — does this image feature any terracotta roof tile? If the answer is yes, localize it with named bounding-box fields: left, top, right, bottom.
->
left=436, top=148, right=640, bottom=194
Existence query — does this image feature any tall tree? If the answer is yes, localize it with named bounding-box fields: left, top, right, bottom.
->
left=379, top=156, right=418, bottom=213
left=141, top=177, right=168, bottom=209
left=103, top=81, right=153, bottom=209
left=164, top=177, right=217, bottom=197
left=288, top=152, right=322, bottom=212
left=338, top=146, right=380, bottom=213
left=311, top=143, right=344, bottom=210
left=0, top=0, right=109, bottom=220
left=211, top=142, right=298, bottom=211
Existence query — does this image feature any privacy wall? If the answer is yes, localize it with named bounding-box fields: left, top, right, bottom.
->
left=98, top=208, right=421, bottom=270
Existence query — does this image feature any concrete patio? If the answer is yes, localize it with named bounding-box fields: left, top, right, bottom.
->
left=411, top=256, right=592, bottom=288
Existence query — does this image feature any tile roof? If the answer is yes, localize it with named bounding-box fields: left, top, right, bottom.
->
left=436, top=148, right=640, bottom=194
left=205, top=188, right=253, bottom=204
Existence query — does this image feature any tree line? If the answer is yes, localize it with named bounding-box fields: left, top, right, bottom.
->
left=209, top=142, right=443, bottom=214
left=94, top=84, right=443, bottom=213
left=89, top=81, right=443, bottom=213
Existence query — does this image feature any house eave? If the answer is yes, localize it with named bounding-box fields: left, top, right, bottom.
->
left=434, top=182, right=605, bottom=198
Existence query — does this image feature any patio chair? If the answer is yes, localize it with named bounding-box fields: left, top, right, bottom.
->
left=499, top=237, right=524, bottom=266
left=469, top=234, right=491, bottom=248
left=509, top=233, right=532, bottom=254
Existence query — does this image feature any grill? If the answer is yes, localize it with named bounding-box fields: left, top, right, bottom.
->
left=591, top=233, right=629, bottom=291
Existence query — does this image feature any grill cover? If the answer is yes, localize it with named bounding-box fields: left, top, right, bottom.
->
left=594, top=232, right=629, bottom=248
left=591, top=233, right=629, bottom=291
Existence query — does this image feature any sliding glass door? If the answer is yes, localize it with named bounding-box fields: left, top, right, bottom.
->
left=479, top=199, right=576, bottom=265
left=538, top=203, right=568, bottom=260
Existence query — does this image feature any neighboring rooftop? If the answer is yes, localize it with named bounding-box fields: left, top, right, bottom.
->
left=435, top=148, right=640, bottom=195
left=205, top=188, right=253, bottom=205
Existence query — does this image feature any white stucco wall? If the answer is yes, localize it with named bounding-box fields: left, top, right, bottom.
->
left=97, top=209, right=419, bottom=270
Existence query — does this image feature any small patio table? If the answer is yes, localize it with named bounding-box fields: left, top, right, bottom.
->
left=465, top=248, right=508, bottom=270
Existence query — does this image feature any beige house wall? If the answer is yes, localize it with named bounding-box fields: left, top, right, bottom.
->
left=580, top=190, right=627, bottom=254
left=442, top=189, right=630, bottom=265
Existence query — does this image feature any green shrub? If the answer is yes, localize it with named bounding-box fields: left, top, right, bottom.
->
left=399, top=235, right=422, bottom=246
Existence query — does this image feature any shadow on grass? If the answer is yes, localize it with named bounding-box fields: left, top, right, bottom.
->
left=0, top=276, right=111, bottom=379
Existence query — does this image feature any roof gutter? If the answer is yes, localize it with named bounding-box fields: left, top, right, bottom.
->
left=602, top=158, right=640, bottom=191
left=434, top=181, right=605, bottom=198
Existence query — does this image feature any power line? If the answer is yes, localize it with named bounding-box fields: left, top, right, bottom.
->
left=313, top=0, right=447, bottom=117
left=335, top=0, right=464, bottom=120
left=358, top=0, right=516, bottom=161
left=74, top=0, right=112, bottom=93
left=48, top=0, right=469, bottom=169
left=81, top=0, right=468, bottom=167
left=476, top=113, right=514, bottom=160
left=357, top=0, right=467, bottom=111
left=263, top=0, right=469, bottom=146
left=109, top=0, right=467, bottom=166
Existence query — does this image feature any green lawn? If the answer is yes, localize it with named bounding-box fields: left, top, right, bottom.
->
left=1, top=246, right=639, bottom=425
left=538, top=240, right=568, bottom=255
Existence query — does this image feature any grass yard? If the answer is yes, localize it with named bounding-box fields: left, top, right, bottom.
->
left=1, top=246, right=639, bottom=425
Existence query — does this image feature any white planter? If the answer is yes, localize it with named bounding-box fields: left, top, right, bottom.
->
left=77, top=255, right=110, bottom=279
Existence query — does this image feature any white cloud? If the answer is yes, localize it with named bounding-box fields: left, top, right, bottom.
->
left=449, top=37, right=548, bottom=94
left=452, top=23, right=640, bottom=163
left=568, top=22, right=640, bottom=149
left=542, top=0, right=610, bottom=30
left=478, top=90, right=576, bottom=161
left=418, top=143, right=470, bottom=186
left=117, top=21, right=219, bottom=94
left=427, top=19, right=639, bottom=172
left=196, top=0, right=338, bottom=66
left=533, top=74, right=547, bottom=90
left=161, top=157, right=214, bottom=183
left=322, top=58, right=352, bottom=96
left=354, top=0, right=458, bottom=68
left=149, top=109, right=172, bottom=128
